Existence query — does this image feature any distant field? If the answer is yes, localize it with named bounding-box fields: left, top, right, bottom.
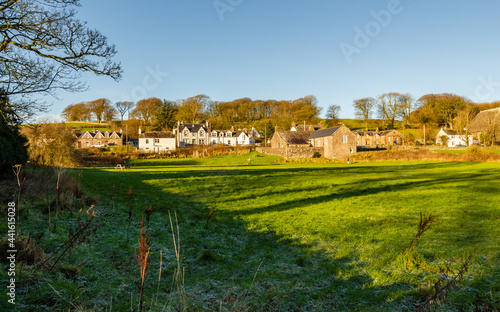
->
left=5, top=153, right=499, bottom=311
left=433, top=149, right=500, bottom=154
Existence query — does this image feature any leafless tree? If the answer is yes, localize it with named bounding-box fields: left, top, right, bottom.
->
left=353, top=97, right=375, bottom=131
left=0, top=0, right=121, bottom=121
left=115, top=101, right=135, bottom=121
left=88, top=98, right=112, bottom=123
left=377, top=92, right=401, bottom=129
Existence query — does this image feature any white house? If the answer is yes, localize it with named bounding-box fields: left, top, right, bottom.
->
left=209, top=128, right=255, bottom=146
left=138, top=131, right=176, bottom=153
left=436, top=128, right=475, bottom=147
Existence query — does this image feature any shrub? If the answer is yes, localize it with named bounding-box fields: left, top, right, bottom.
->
left=312, top=152, right=321, bottom=158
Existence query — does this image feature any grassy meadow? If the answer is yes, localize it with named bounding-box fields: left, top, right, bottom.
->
left=1, top=152, right=499, bottom=311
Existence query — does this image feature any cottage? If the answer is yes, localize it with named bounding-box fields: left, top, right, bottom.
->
left=75, top=129, right=123, bottom=148
left=138, top=131, right=176, bottom=153
left=309, top=125, right=356, bottom=159
left=209, top=126, right=256, bottom=146
left=436, top=128, right=475, bottom=147
left=352, top=129, right=403, bottom=147
left=271, top=131, right=311, bottom=148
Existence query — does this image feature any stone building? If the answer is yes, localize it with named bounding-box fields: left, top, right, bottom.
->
left=309, top=125, right=356, bottom=159
left=75, top=129, right=123, bottom=148
left=352, top=129, right=403, bottom=147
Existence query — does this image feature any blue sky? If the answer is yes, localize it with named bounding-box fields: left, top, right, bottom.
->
left=39, top=0, right=500, bottom=121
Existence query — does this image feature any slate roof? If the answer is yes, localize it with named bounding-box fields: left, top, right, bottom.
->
left=277, top=131, right=311, bottom=145
left=440, top=129, right=459, bottom=136
left=75, top=130, right=122, bottom=139
left=141, top=132, right=175, bottom=138
left=308, top=127, right=341, bottom=139
left=180, top=123, right=208, bottom=132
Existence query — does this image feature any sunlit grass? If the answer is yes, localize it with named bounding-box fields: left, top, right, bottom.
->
left=4, top=152, right=498, bottom=311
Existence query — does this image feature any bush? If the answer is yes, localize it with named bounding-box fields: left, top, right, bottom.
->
left=312, top=152, right=321, bottom=158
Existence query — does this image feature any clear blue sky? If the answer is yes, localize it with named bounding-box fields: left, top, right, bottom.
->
left=39, top=0, right=500, bottom=121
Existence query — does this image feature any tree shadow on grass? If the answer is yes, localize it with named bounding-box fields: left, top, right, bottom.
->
left=73, top=161, right=499, bottom=311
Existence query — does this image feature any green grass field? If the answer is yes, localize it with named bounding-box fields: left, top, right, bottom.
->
left=2, top=153, right=499, bottom=311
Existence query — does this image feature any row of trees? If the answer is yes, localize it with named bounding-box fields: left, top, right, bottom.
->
left=352, top=93, right=415, bottom=130
left=62, top=95, right=325, bottom=131
left=351, top=92, right=498, bottom=131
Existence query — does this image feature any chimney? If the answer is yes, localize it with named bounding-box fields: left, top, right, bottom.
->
left=120, top=129, right=122, bottom=133
left=231, top=125, right=234, bottom=132
left=138, top=128, right=142, bottom=135
left=292, top=121, right=296, bottom=128
left=275, top=124, right=279, bottom=132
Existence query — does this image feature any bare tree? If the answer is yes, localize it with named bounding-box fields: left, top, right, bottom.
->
left=0, top=0, right=122, bottom=121
left=115, top=101, right=135, bottom=121
left=398, top=93, right=414, bottom=126
left=88, top=98, right=112, bottom=123
left=326, top=104, right=341, bottom=125
left=378, top=93, right=401, bottom=129
left=353, top=97, right=375, bottom=131
left=454, top=105, right=479, bottom=147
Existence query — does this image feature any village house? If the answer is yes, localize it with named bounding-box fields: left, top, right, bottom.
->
left=309, top=125, right=356, bottom=159
left=138, top=130, right=176, bottom=153
left=210, top=126, right=257, bottom=146
left=436, top=128, right=475, bottom=147
left=268, top=124, right=356, bottom=159
left=75, top=129, right=123, bottom=148
left=174, top=122, right=210, bottom=147
left=469, top=107, right=500, bottom=145
left=271, top=129, right=311, bottom=148
left=352, top=129, right=403, bottom=147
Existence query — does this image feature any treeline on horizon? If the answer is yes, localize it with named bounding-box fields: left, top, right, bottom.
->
left=61, top=93, right=500, bottom=133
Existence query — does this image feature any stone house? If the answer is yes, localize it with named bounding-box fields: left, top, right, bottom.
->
left=174, top=122, right=210, bottom=147
left=138, top=131, right=176, bottom=153
left=352, top=129, right=403, bottom=147
left=75, top=129, right=123, bottom=148
left=271, top=131, right=311, bottom=148
left=269, top=125, right=356, bottom=159
left=309, top=126, right=356, bottom=159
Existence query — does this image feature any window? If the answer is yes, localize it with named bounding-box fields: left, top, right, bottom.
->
left=184, top=130, right=188, bottom=137
left=200, top=130, right=204, bottom=136
left=342, top=135, right=347, bottom=143
left=86, top=141, right=90, bottom=146
left=145, top=139, right=149, bottom=144
left=154, top=139, right=160, bottom=144
left=200, top=139, right=205, bottom=145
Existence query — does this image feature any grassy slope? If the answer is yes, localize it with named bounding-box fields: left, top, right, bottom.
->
left=3, top=153, right=499, bottom=311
